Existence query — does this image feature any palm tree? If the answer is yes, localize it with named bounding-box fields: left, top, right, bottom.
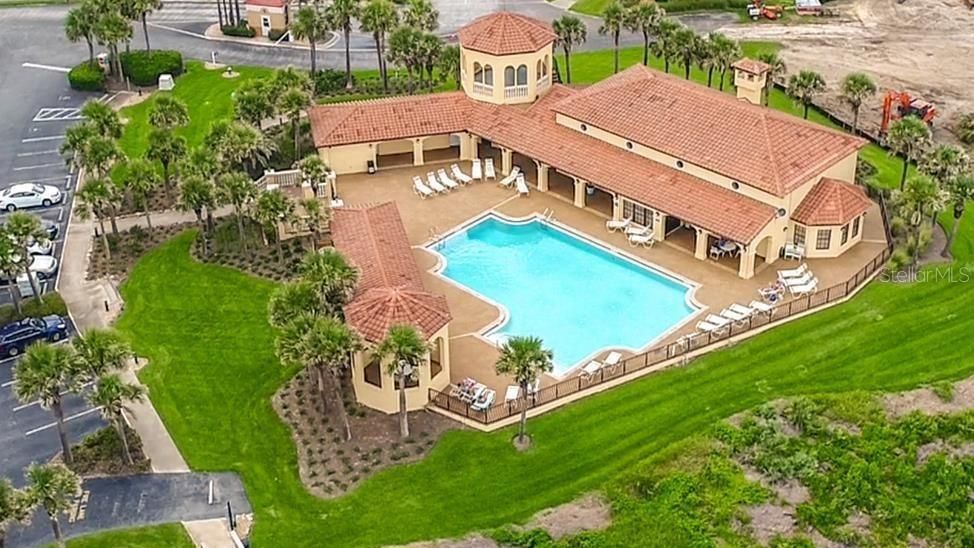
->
left=65, top=2, right=99, bottom=66
left=148, top=95, right=190, bottom=130
left=75, top=178, right=114, bottom=261
left=93, top=10, right=132, bottom=80
left=895, top=174, right=948, bottom=266
left=72, top=327, right=132, bottom=381
left=80, top=101, right=123, bottom=140
left=179, top=146, right=220, bottom=183
left=291, top=5, right=330, bottom=76
left=254, top=189, right=295, bottom=264
left=299, top=198, right=328, bottom=251
left=437, top=44, right=461, bottom=90
left=416, top=32, right=442, bottom=88
left=6, top=213, right=49, bottom=302
left=375, top=324, right=430, bottom=438
left=786, top=69, right=826, bottom=120
left=60, top=123, right=95, bottom=172
left=147, top=129, right=187, bottom=202
left=268, top=281, right=322, bottom=328
left=132, top=0, right=162, bottom=51
left=552, top=15, right=587, bottom=84
left=599, top=1, right=626, bottom=75
left=625, top=1, right=664, bottom=66
left=710, top=31, right=741, bottom=91
left=887, top=116, right=932, bottom=190
left=233, top=80, right=275, bottom=129
left=122, top=159, right=161, bottom=232
left=15, top=344, right=81, bottom=463
left=359, top=0, right=398, bottom=92
left=920, top=144, right=969, bottom=228
left=299, top=249, right=359, bottom=316
left=275, top=314, right=361, bottom=440
left=494, top=336, right=553, bottom=445
left=0, top=234, right=24, bottom=315
left=326, top=0, right=361, bottom=88
left=651, top=18, right=681, bottom=74
left=79, top=136, right=123, bottom=179
left=697, top=34, right=718, bottom=87
left=272, top=66, right=314, bottom=96
left=841, top=72, right=876, bottom=134
left=672, top=26, right=699, bottom=80
left=758, top=50, right=786, bottom=105
left=279, top=88, right=311, bottom=161
left=401, top=0, right=438, bottom=31
left=216, top=172, right=256, bottom=251
left=227, top=123, right=277, bottom=174
left=297, top=154, right=330, bottom=198
left=0, top=478, right=33, bottom=548
left=88, top=374, right=145, bottom=465
left=24, top=463, right=80, bottom=548
left=942, top=173, right=974, bottom=257
left=388, top=26, right=422, bottom=93
left=179, top=175, right=216, bottom=229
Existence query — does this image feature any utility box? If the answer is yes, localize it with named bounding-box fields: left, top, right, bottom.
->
left=96, top=53, right=110, bottom=73
left=158, top=74, right=175, bottom=91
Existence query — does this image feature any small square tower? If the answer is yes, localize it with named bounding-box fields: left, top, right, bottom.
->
left=731, top=58, right=771, bottom=105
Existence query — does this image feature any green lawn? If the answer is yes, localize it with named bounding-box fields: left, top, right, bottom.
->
left=63, top=524, right=193, bottom=548
left=561, top=45, right=905, bottom=190
left=114, top=220, right=974, bottom=546
left=571, top=0, right=751, bottom=16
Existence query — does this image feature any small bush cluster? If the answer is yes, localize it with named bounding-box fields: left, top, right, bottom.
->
left=268, top=28, right=289, bottom=42
left=658, top=0, right=751, bottom=11
left=0, top=292, right=68, bottom=326
left=68, top=61, right=107, bottom=92
left=313, top=69, right=347, bottom=95
left=221, top=23, right=256, bottom=38
left=957, top=113, right=974, bottom=145
left=120, top=50, right=184, bottom=87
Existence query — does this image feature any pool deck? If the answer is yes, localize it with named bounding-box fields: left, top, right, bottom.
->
left=337, top=161, right=889, bottom=396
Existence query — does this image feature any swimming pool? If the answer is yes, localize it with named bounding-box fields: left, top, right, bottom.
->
left=429, top=215, right=699, bottom=374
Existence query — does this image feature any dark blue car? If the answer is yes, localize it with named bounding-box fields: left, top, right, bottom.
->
left=0, top=315, right=69, bottom=358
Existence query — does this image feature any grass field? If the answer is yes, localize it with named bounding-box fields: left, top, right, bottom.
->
left=571, top=0, right=751, bottom=16
left=63, top=524, right=193, bottom=548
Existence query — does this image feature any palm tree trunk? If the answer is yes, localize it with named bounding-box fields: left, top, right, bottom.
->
left=109, top=207, right=119, bottom=235
left=25, top=268, right=43, bottom=305
left=518, top=389, right=528, bottom=444
left=613, top=36, right=620, bottom=74
left=117, top=420, right=134, bottom=465
left=900, top=157, right=909, bottom=190
left=53, top=402, right=72, bottom=463
left=707, top=67, right=714, bottom=87
left=162, top=164, right=172, bottom=202
left=217, top=0, right=224, bottom=27
left=764, top=83, right=771, bottom=106
left=398, top=374, right=408, bottom=438
left=50, top=515, right=63, bottom=547
left=943, top=207, right=962, bottom=257
left=803, top=103, right=810, bottom=119
left=852, top=106, right=860, bottom=134
left=8, top=286, right=22, bottom=315
left=564, top=47, right=572, bottom=84
left=234, top=0, right=241, bottom=26
left=310, top=39, right=317, bottom=75
left=642, top=33, right=649, bottom=65
left=719, top=70, right=726, bottom=91
left=142, top=13, right=151, bottom=51
left=143, top=204, right=153, bottom=233
left=293, top=119, right=300, bottom=161
left=344, top=27, right=353, bottom=88
left=330, top=372, right=352, bottom=441
left=100, top=219, right=112, bottom=261
left=684, top=61, right=690, bottom=79
left=86, top=37, right=94, bottom=66
left=374, top=36, right=385, bottom=91
left=664, top=59, right=670, bottom=73
left=235, top=208, right=248, bottom=253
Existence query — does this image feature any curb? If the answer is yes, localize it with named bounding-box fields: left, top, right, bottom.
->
left=148, top=22, right=346, bottom=52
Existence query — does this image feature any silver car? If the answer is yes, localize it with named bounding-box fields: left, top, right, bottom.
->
left=0, top=183, right=63, bottom=211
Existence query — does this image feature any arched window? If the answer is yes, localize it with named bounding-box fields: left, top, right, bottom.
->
left=516, top=65, right=528, bottom=86
left=430, top=338, right=443, bottom=379
left=505, top=66, right=515, bottom=87
left=473, top=62, right=483, bottom=84
left=483, top=64, right=493, bottom=86
left=536, top=59, right=542, bottom=79
left=543, top=55, right=549, bottom=76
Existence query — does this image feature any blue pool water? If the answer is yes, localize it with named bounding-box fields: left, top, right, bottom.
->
left=432, top=216, right=698, bottom=373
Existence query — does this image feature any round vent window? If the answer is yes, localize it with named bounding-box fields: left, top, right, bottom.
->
left=676, top=160, right=684, bottom=169
left=580, top=123, right=588, bottom=131
left=777, top=208, right=787, bottom=218
left=731, top=181, right=740, bottom=190
left=626, top=141, right=633, bottom=149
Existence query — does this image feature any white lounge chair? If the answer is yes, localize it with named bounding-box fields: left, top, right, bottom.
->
left=471, top=159, right=483, bottom=181
left=728, top=303, right=756, bottom=317
left=437, top=168, right=459, bottom=190
left=778, top=263, right=809, bottom=279
left=605, top=217, right=632, bottom=232
left=628, top=232, right=654, bottom=248
left=696, top=320, right=727, bottom=334
left=625, top=224, right=651, bottom=236
left=720, top=307, right=749, bottom=322
left=705, top=314, right=731, bottom=327
left=604, top=351, right=622, bottom=369
left=781, top=271, right=814, bottom=287
left=515, top=174, right=530, bottom=196
left=484, top=158, right=496, bottom=180
left=460, top=382, right=486, bottom=403
left=749, top=300, right=774, bottom=314
left=784, top=243, right=805, bottom=261
left=789, top=277, right=818, bottom=296
left=451, top=163, right=472, bottom=184
left=471, top=389, right=495, bottom=411
left=580, top=360, right=603, bottom=380
left=504, top=385, right=520, bottom=403
left=427, top=172, right=448, bottom=193
left=498, top=166, right=521, bottom=188
left=412, top=177, right=434, bottom=199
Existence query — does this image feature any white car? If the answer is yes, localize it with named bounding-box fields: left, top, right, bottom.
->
left=0, top=183, right=63, bottom=211
left=8, top=235, right=52, bottom=256
left=25, top=255, right=58, bottom=280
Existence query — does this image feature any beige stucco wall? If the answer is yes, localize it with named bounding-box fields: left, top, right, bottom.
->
left=245, top=6, right=287, bottom=37
left=796, top=214, right=866, bottom=259
left=423, top=134, right=453, bottom=151
left=377, top=139, right=413, bottom=155
left=350, top=324, right=452, bottom=415
left=733, top=68, right=766, bottom=105
left=320, top=143, right=373, bottom=175
left=460, top=44, right=554, bottom=105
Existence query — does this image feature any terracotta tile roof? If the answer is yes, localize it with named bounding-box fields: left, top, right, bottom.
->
left=551, top=65, right=866, bottom=198
left=309, top=93, right=470, bottom=148
left=330, top=202, right=451, bottom=343
left=245, top=0, right=286, bottom=7
left=457, top=12, right=557, bottom=55
left=731, top=58, right=771, bottom=75
left=792, top=178, right=871, bottom=226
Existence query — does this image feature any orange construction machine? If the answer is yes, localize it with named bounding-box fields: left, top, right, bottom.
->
left=880, top=90, right=937, bottom=135
left=746, top=0, right=784, bottom=20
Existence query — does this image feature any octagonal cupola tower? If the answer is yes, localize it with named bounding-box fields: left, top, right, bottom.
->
left=458, top=12, right=557, bottom=105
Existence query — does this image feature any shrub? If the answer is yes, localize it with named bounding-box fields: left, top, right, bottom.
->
left=314, top=69, right=347, bottom=95
left=222, top=23, right=256, bottom=38
left=0, top=291, right=69, bottom=326
left=120, top=50, right=184, bottom=87
left=68, top=61, right=106, bottom=92
left=268, top=28, right=289, bottom=42
left=957, top=113, right=974, bottom=145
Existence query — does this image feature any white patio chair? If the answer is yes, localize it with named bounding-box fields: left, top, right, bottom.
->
left=515, top=174, right=530, bottom=196
left=504, top=385, right=520, bottom=404
left=705, top=314, right=732, bottom=328
left=603, top=351, right=623, bottom=371
left=605, top=217, right=632, bottom=232
left=696, top=320, right=727, bottom=334
left=499, top=166, right=521, bottom=188
left=778, top=263, right=809, bottom=279
left=471, top=389, right=495, bottom=411
left=720, top=307, right=749, bottom=323
left=728, top=303, right=756, bottom=317
left=780, top=271, right=813, bottom=287
left=427, top=172, right=448, bottom=193
left=451, top=163, right=472, bottom=184
left=789, top=277, right=819, bottom=296
left=625, top=224, right=650, bottom=236
left=579, top=360, right=603, bottom=381
left=709, top=245, right=725, bottom=260
left=749, top=300, right=774, bottom=314
left=437, top=168, right=459, bottom=190
left=784, top=243, right=805, bottom=261
left=628, top=232, right=654, bottom=248
left=471, top=159, right=483, bottom=181
left=412, top=177, right=434, bottom=199
left=484, top=158, right=496, bottom=180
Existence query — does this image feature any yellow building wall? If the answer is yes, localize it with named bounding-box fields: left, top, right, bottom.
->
left=377, top=139, right=413, bottom=155
left=350, top=324, right=452, bottom=415
left=460, top=44, right=554, bottom=105
left=423, top=134, right=452, bottom=150
left=245, top=7, right=287, bottom=37
left=320, top=143, right=373, bottom=175
left=798, top=215, right=866, bottom=259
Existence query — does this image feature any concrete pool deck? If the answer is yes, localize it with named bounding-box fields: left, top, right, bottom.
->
left=337, top=161, right=889, bottom=395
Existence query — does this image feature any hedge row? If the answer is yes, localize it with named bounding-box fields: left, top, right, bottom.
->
left=68, top=62, right=106, bottom=92
left=658, top=0, right=751, bottom=11
left=222, top=23, right=256, bottom=38
left=120, top=50, right=184, bottom=87
left=0, top=292, right=69, bottom=326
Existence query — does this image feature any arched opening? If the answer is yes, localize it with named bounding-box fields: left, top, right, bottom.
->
left=483, top=64, right=493, bottom=86
left=543, top=55, right=549, bottom=76
left=535, top=59, right=542, bottom=79
left=473, top=62, right=483, bottom=83
left=504, top=66, right=515, bottom=87
left=516, top=65, right=527, bottom=86
left=430, top=337, right=443, bottom=379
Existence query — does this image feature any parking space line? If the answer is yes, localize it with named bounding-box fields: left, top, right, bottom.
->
left=22, top=135, right=65, bottom=143
left=24, top=406, right=102, bottom=436
left=21, top=63, right=72, bottom=73
left=13, top=382, right=93, bottom=411
left=33, top=108, right=84, bottom=123
left=12, top=162, right=63, bottom=172
left=1, top=380, right=14, bottom=388
left=16, top=149, right=59, bottom=158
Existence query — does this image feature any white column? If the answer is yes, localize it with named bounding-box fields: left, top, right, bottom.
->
left=412, top=138, right=425, bottom=166
left=573, top=179, right=587, bottom=208
left=459, top=133, right=472, bottom=161
left=501, top=148, right=513, bottom=175
left=537, top=163, right=549, bottom=191
left=694, top=228, right=709, bottom=260
left=654, top=211, right=666, bottom=242
left=738, top=245, right=756, bottom=279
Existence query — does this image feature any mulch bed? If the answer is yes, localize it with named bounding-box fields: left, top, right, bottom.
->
left=66, top=425, right=151, bottom=477
left=191, top=217, right=308, bottom=282
left=273, top=370, right=460, bottom=498
left=87, top=222, right=197, bottom=281
left=115, top=187, right=179, bottom=217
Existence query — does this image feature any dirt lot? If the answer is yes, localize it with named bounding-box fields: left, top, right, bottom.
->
left=722, top=0, right=974, bottom=140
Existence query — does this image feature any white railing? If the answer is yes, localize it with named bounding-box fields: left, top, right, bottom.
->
left=473, top=82, right=493, bottom=96
left=504, top=85, right=529, bottom=99
left=537, top=75, right=550, bottom=90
